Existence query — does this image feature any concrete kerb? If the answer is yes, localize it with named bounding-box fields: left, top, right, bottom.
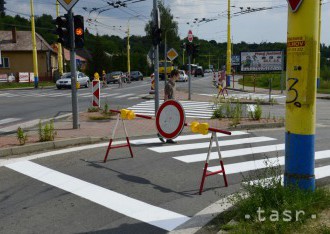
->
left=228, top=122, right=285, bottom=131
left=0, top=136, right=105, bottom=158
left=0, top=86, right=56, bottom=91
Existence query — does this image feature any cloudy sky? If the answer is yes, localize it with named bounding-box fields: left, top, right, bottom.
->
left=5, top=0, right=330, bottom=45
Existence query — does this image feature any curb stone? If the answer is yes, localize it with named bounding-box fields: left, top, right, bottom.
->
left=228, top=122, right=284, bottom=130
left=0, top=137, right=104, bottom=158
left=0, top=86, right=55, bottom=91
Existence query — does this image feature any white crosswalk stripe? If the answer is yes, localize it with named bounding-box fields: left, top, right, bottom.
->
left=0, top=118, right=21, bottom=125
left=200, top=92, right=286, bottom=101
left=128, top=100, right=215, bottom=119
left=149, top=136, right=276, bottom=153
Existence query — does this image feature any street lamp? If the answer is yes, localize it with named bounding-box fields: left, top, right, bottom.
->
left=127, top=15, right=140, bottom=83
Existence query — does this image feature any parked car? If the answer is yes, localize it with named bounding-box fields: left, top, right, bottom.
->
left=56, top=72, right=90, bottom=89
left=106, top=71, right=127, bottom=84
left=194, top=66, right=204, bottom=77
left=130, top=71, right=144, bottom=81
left=177, top=70, right=188, bottom=82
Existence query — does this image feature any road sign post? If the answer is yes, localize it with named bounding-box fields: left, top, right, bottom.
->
left=187, top=30, right=193, bottom=100
left=285, top=0, right=319, bottom=190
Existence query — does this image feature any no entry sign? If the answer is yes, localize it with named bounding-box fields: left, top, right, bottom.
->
left=188, top=30, right=193, bottom=43
left=156, top=100, right=185, bottom=139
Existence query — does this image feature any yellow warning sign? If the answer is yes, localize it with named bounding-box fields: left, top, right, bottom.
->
left=167, top=48, right=178, bottom=61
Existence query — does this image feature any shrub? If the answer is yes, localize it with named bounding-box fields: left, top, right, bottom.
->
left=88, top=106, right=99, bottom=112
left=231, top=101, right=242, bottom=127
left=38, top=119, right=57, bottom=142
left=212, top=105, right=224, bottom=119
left=16, top=127, right=28, bottom=145
left=249, top=102, right=262, bottom=120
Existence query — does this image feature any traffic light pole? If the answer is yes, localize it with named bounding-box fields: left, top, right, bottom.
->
left=68, top=9, right=79, bottom=129
left=153, top=0, right=160, bottom=114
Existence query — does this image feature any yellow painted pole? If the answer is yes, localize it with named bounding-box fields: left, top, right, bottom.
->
left=56, top=1, right=63, bottom=76
left=127, top=22, right=131, bottom=82
left=226, top=0, right=232, bottom=86
left=30, top=0, right=39, bottom=88
left=285, top=0, right=320, bottom=190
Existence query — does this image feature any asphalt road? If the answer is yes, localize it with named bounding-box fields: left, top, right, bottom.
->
left=0, top=127, right=330, bottom=233
left=0, top=74, right=214, bottom=133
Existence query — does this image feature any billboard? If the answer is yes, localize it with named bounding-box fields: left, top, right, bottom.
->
left=240, top=51, right=283, bottom=72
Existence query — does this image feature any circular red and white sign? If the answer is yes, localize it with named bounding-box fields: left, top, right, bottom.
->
left=188, top=30, right=193, bottom=43
left=156, top=100, right=185, bottom=139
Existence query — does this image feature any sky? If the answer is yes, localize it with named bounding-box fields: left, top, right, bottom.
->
left=4, top=0, right=330, bottom=45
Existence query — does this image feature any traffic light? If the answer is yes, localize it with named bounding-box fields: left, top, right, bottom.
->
left=192, top=44, right=199, bottom=58
left=74, top=15, right=84, bottom=49
left=152, top=27, right=162, bottom=46
left=54, top=14, right=70, bottom=48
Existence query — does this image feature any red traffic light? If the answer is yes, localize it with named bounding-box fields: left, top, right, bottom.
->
left=75, top=27, right=83, bottom=36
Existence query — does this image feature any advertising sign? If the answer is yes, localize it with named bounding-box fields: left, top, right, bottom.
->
left=0, top=74, right=8, bottom=82
left=19, top=72, right=29, bottom=83
left=231, top=55, right=240, bottom=66
left=240, top=51, right=283, bottom=72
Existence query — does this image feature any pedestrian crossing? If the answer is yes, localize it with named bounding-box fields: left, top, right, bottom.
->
left=128, top=100, right=215, bottom=119
left=200, top=92, right=286, bottom=101
left=131, top=131, right=330, bottom=184
left=0, top=91, right=146, bottom=100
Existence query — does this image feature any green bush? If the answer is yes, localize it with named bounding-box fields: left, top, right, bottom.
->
left=249, top=103, right=262, bottom=120
left=88, top=106, right=99, bottom=112
left=212, top=105, right=224, bottom=119
left=38, top=120, right=57, bottom=142
left=16, top=127, right=28, bottom=145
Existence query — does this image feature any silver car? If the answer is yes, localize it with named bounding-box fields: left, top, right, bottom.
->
left=56, top=72, right=90, bottom=89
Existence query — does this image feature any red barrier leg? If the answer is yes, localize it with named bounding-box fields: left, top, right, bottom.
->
left=199, top=163, right=209, bottom=195
left=220, top=160, right=228, bottom=187
left=126, top=137, right=134, bottom=158
left=103, top=139, right=113, bottom=163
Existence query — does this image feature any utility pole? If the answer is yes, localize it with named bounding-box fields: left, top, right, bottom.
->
left=226, top=0, right=232, bottom=87
left=68, top=9, right=79, bottom=129
left=127, top=23, right=130, bottom=83
left=285, top=0, right=320, bottom=190
left=153, top=0, right=160, bottom=114
left=30, top=0, right=39, bottom=88
left=56, top=1, right=64, bottom=76
left=164, top=32, right=167, bottom=85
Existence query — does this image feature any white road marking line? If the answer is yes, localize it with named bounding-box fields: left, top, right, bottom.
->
left=0, top=141, right=126, bottom=167
left=208, top=150, right=330, bottom=175
left=173, top=144, right=285, bottom=163
left=130, top=131, right=248, bottom=145
left=114, top=93, right=135, bottom=98
left=101, top=93, right=120, bottom=97
left=6, top=161, right=190, bottom=231
left=0, top=118, right=21, bottom=125
left=245, top=165, right=330, bottom=187
left=149, top=137, right=276, bottom=153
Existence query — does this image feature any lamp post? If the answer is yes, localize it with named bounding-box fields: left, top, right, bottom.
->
left=127, top=16, right=139, bottom=84
left=30, top=0, right=39, bottom=88
left=226, top=0, right=232, bottom=87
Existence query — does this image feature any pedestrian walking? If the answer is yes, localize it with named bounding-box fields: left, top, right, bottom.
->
left=157, top=69, right=180, bottom=144
left=102, top=70, right=107, bottom=88
left=118, top=74, right=123, bottom=88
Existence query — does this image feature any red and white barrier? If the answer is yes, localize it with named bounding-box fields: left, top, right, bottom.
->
left=92, top=80, right=100, bottom=107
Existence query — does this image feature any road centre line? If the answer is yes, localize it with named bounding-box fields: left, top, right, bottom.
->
left=6, top=161, right=190, bottom=231
left=149, top=137, right=276, bottom=153
left=173, top=144, right=285, bottom=163
left=130, top=131, right=248, bottom=145
left=207, top=150, right=330, bottom=175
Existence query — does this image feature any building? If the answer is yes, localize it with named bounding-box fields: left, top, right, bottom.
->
left=0, top=28, right=58, bottom=82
